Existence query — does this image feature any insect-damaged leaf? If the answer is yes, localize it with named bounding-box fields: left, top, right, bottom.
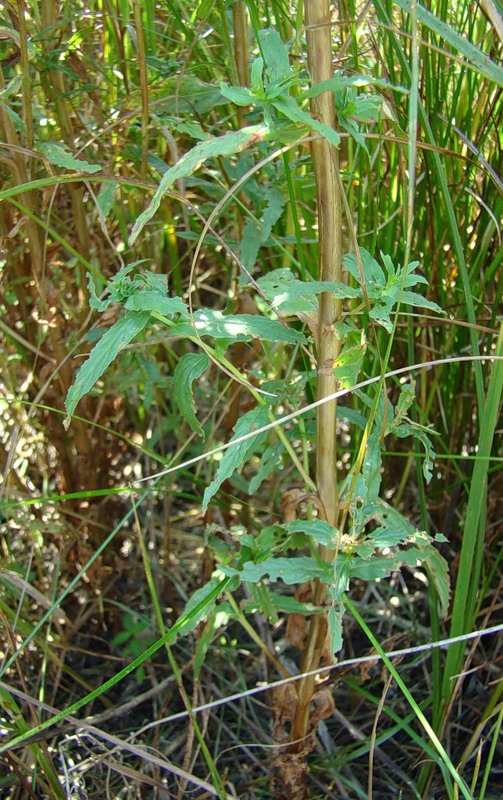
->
left=225, top=555, right=330, bottom=585
left=38, top=141, right=101, bottom=173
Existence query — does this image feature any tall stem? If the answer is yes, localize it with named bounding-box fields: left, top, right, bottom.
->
left=290, top=0, right=343, bottom=759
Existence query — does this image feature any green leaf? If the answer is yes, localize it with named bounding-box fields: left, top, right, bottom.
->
left=273, top=95, right=340, bottom=146
left=370, top=527, right=411, bottom=548
left=258, top=269, right=360, bottom=313
left=175, top=120, right=210, bottom=141
left=97, top=181, right=116, bottom=218
left=393, top=422, right=437, bottom=483
left=129, top=124, right=270, bottom=245
left=369, top=501, right=418, bottom=542
left=343, top=248, right=385, bottom=287
left=38, top=141, right=101, bottom=173
left=251, top=56, right=264, bottom=94
left=124, top=290, right=188, bottom=317
left=173, top=353, right=209, bottom=437
left=249, top=582, right=278, bottom=622
left=261, top=188, right=285, bottom=239
left=202, top=405, right=271, bottom=510
left=0, top=73, right=23, bottom=100
left=147, top=75, right=227, bottom=115
left=192, top=309, right=305, bottom=344
left=240, top=188, right=285, bottom=270
left=332, top=329, right=367, bottom=388
left=219, top=83, right=256, bottom=107
left=283, top=519, right=338, bottom=548
left=350, top=555, right=399, bottom=580
left=226, top=555, right=330, bottom=584
left=195, top=0, right=214, bottom=19
left=144, top=55, right=179, bottom=77
left=424, top=548, right=450, bottom=618
left=328, top=604, right=344, bottom=653
left=248, top=440, right=284, bottom=493
left=0, top=100, right=26, bottom=133
left=267, top=593, right=323, bottom=615
left=369, top=301, right=394, bottom=332
left=259, top=28, right=292, bottom=83
left=240, top=219, right=263, bottom=271
left=301, top=71, right=393, bottom=100
left=175, top=576, right=227, bottom=638
left=64, top=311, right=150, bottom=427
left=400, top=290, right=444, bottom=314
left=362, top=432, right=382, bottom=507
left=87, top=272, right=109, bottom=311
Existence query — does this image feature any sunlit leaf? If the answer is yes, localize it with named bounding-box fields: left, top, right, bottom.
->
left=124, top=290, right=188, bottom=317
left=192, top=309, right=305, bottom=344
left=225, top=555, right=330, bottom=584
left=283, top=520, right=338, bottom=548
left=258, top=269, right=359, bottom=314
left=38, top=141, right=101, bottom=173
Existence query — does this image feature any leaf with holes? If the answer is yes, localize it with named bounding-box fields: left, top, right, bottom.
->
left=225, top=555, right=330, bottom=585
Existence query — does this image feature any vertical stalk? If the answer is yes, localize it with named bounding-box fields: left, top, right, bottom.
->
left=132, top=0, right=149, bottom=179
left=232, top=1, right=249, bottom=130
left=17, top=0, right=34, bottom=149
left=281, top=0, right=343, bottom=791
left=308, top=4, right=342, bottom=532
left=233, top=1, right=249, bottom=88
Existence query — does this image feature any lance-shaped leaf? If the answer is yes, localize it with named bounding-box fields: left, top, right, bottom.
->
left=64, top=311, right=150, bottom=427
left=394, top=0, right=503, bottom=87
left=38, top=141, right=101, bottom=173
left=224, top=555, right=331, bottom=585
left=124, top=290, right=188, bottom=317
left=192, top=309, right=305, bottom=344
left=273, top=95, right=340, bottom=146
left=202, top=405, right=271, bottom=510
left=129, top=124, right=270, bottom=245
left=259, top=28, right=292, bottom=83
left=258, top=269, right=360, bottom=314
left=173, top=352, right=209, bottom=437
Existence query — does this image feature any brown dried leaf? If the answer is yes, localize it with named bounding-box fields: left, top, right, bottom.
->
left=272, top=683, right=298, bottom=743
left=280, top=489, right=306, bottom=522
left=310, top=687, right=335, bottom=728
left=285, top=613, right=307, bottom=651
